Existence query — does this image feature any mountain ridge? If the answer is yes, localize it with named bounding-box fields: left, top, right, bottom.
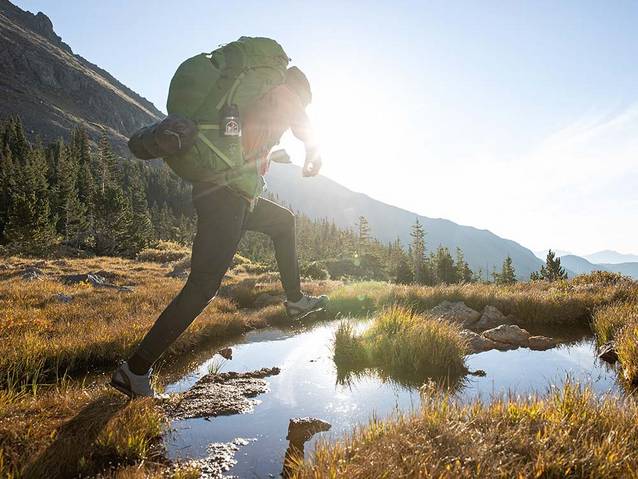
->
left=0, top=0, right=162, bottom=150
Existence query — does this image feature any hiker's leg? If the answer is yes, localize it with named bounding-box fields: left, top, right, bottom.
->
left=128, top=185, right=248, bottom=374
left=243, top=197, right=302, bottom=302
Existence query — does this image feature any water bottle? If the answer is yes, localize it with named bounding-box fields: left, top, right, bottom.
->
left=220, top=104, right=241, bottom=137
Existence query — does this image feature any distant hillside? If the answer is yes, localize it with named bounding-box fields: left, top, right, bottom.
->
left=560, top=255, right=638, bottom=279
left=0, top=0, right=162, bottom=150
left=534, top=249, right=572, bottom=260
left=584, top=250, right=638, bottom=265
left=266, top=164, right=543, bottom=279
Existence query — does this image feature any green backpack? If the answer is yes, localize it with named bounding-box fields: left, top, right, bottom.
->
left=164, top=36, right=289, bottom=201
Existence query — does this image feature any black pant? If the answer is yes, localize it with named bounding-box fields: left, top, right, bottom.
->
left=130, top=183, right=301, bottom=370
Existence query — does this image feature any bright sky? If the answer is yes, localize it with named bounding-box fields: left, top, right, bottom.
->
left=14, top=0, right=638, bottom=255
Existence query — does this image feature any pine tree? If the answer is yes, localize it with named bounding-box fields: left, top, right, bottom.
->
left=4, top=148, right=56, bottom=254
left=94, top=185, right=133, bottom=256
left=434, top=246, right=456, bottom=284
left=0, top=143, right=16, bottom=240
left=495, top=255, right=517, bottom=284
left=124, top=169, right=153, bottom=255
left=357, top=216, right=371, bottom=254
left=395, top=258, right=414, bottom=284
left=410, top=218, right=426, bottom=283
left=539, top=249, right=568, bottom=282
left=455, top=247, right=474, bottom=283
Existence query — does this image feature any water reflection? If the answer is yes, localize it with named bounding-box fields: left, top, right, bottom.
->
left=164, top=318, right=620, bottom=478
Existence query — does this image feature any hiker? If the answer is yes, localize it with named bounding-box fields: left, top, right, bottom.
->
left=112, top=37, right=328, bottom=398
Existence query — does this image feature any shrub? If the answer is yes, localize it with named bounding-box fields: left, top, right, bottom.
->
left=136, top=241, right=189, bottom=263
left=300, top=261, right=329, bottom=280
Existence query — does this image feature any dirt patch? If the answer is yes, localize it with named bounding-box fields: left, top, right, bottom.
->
left=166, top=368, right=281, bottom=420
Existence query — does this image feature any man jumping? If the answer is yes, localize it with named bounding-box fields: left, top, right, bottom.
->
left=112, top=38, right=328, bottom=398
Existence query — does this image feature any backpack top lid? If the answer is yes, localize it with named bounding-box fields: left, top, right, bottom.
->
left=285, top=66, right=312, bottom=106
left=166, top=37, right=290, bottom=120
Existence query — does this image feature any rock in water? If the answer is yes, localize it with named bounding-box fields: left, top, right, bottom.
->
left=286, top=417, right=332, bottom=444
left=217, top=347, right=233, bottom=360
left=528, top=335, right=559, bottom=351
left=483, top=324, right=531, bottom=347
left=283, top=418, right=332, bottom=479
left=460, top=330, right=501, bottom=353
left=475, top=305, right=509, bottom=330
left=430, top=301, right=481, bottom=328
left=598, top=341, right=618, bottom=364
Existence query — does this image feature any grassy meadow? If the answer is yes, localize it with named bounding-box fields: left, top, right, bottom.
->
left=0, top=254, right=331, bottom=478
left=0, top=252, right=636, bottom=477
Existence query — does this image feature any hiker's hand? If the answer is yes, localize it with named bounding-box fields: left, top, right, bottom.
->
left=303, top=147, right=322, bottom=177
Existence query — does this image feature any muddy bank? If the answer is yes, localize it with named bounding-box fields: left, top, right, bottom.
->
left=165, top=367, right=280, bottom=420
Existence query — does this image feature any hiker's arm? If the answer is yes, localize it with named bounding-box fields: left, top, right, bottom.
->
left=290, top=109, right=321, bottom=177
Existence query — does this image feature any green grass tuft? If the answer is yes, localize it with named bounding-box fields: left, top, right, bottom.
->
left=333, top=307, right=467, bottom=386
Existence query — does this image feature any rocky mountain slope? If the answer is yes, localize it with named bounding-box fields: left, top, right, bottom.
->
left=0, top=0, right=162, bottom=150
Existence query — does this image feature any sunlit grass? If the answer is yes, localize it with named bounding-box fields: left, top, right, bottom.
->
left=593, top=301, right=638, bottom=384
left=333, top=307, right=467, bottom=386
left=291, top=382, right=638, bottom=478
left=329, top=273, right=638, bottom=328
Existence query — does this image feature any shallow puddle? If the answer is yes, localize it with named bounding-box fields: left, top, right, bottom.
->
left=164, top=319, right=619, bottom=477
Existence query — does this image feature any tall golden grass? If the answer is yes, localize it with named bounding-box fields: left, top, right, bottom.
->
left=291, top=382, right=638, bottom=478
left=593, top=300, right=638, bottom=384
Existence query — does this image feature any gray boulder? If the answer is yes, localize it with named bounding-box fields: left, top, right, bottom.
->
left=475, top=305, right=509, bottom=330
left=430, top=301, right=481, bottom=328
left=483, top=324, right=531, bottom=347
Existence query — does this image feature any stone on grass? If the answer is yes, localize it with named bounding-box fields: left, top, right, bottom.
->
left=430, top=301, right=481, bottom=328
left=528, top=335, right=559, bottom=351
left=475, top=305, right=509, bottom=330
left=54, top=293, right=73, bottom=303
left=61, top=272, right=133, bottom=292
left=22, top=267, right=43, bottom=281
left=483, top=324, right=530, bottom=347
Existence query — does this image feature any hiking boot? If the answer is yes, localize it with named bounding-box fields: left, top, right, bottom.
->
left=110, top=362, right=157, bottom=398
left=285, top=294, right=329, bottom=319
